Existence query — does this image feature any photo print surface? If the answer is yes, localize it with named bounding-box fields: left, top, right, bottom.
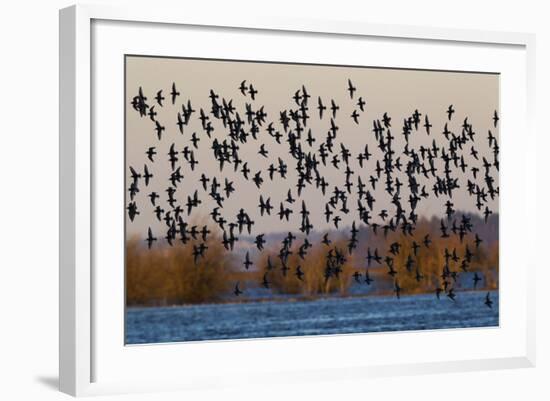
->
left=125, top=55, right=499, bottom=344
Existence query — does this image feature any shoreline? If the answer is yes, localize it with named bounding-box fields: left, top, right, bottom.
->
left=126, top=288, right=498, bottom=310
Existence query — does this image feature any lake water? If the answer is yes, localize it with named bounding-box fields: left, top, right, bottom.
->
left=125, top=290, right=498, bottom=344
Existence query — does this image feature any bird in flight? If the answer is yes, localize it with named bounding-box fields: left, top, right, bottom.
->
left=145, top=227, right=156, bottom=249
left=447, top=104, right=455, bottom=120
left=234, top=282, right=243, bottom=296
left=239, top=80, right=248, bottom=95
left=347, top=79, right=356, bottom=98
left=155, top=90, right=165, bottom=106
left=243, top=251, right=253, bottom=270
left=170, top=82, right=180, bottom=104
left=484, top=292, right=493, bottom=308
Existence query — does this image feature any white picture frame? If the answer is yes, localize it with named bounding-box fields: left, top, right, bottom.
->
left=59, top=4, right=536, bottom=397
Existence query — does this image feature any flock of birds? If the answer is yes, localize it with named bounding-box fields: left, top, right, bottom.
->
left=128, top=76, right=498, bottom=310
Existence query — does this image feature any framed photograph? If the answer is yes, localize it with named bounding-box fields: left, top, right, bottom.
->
left=59, top=4, right=536, bottom=396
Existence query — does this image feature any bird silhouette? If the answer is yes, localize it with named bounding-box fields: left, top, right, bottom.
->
left=347, top=79, right=356, bottom=98
left=234, top=282, right=243, bottom=296
left=485, top=292, right=493, bottom=308
left=155, top=90, right=164, bottom=106
left=239, top=80, right=248, bottom=95
left=145, top=227, right=156, bottom=249
left=243, top=251, right=253, bottom=270
left=170, top=82, right=180, bottom=104
left=447, top=104, right=455, bottom=120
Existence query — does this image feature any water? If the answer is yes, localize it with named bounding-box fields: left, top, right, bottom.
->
left=125, top=290, right=498, bottom=344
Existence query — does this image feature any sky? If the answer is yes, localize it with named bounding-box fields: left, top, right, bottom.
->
left=125, top=55, right=499, bottom=239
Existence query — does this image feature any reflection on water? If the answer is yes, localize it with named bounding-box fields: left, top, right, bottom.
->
left=125, top=290, right=498, bottom=344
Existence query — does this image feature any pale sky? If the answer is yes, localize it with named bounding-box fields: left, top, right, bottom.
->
left=125, top=55, right=499, bottom=238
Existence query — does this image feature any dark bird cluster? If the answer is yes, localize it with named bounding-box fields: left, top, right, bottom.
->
left=128, top=76, right=499, bottom=309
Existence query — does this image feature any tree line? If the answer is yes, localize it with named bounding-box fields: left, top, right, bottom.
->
left=126, top=214, right=498, bottom=306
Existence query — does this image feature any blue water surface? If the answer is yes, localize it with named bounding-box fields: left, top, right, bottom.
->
left=126, top=290, right=498, bottom=344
